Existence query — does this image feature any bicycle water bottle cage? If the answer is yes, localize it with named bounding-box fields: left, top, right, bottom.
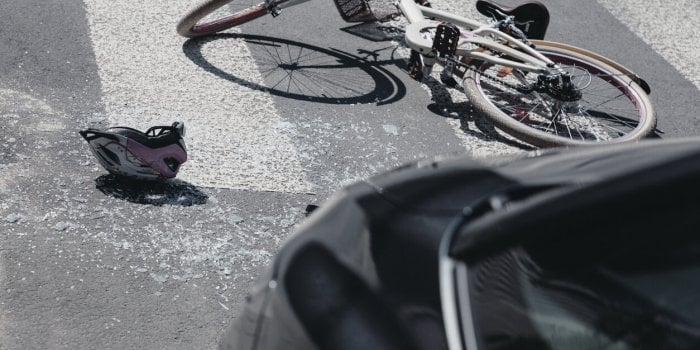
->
left=432, top=23, right=460, bottom=58
left=475, top=0, right=550, bottom=40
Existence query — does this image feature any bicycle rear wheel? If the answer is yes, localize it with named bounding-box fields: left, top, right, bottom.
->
left=177, top=0, right=278, bottom=38
left=462, top=42, right=656, bottom=147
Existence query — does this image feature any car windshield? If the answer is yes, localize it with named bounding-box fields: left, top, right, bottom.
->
left=466, top=224, right=700, bottom=350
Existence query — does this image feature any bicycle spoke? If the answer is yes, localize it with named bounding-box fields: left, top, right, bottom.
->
left=269, top=69, right=295, bottom=91
left=289, top=73, right=315, bottom=95
left=286, top=42, right=294, bottom=67
left=557, top=111, right=574, bottom=140
left=286, top=70, right=294, bottom=93
left=581, top=110, right=632, bottom=136
left=297, top=69, right=365, bottom=94
left=481, top=56, right=650, bottom=143
left=578, top=99, right=640, bottom=117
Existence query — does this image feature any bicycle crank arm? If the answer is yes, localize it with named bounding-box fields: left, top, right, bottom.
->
left=531, top=40, right=651, bottom=95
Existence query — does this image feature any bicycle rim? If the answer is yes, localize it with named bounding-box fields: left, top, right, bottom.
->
left=463, top=45, right=655, bottom=147
left=177, top=0, right=271, bottom=38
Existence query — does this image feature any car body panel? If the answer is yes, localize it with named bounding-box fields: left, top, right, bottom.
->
left=220, top=137, right=700, bottom=350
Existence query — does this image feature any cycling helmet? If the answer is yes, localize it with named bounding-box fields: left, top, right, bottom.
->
left=79, top=122, right=187, bottom=180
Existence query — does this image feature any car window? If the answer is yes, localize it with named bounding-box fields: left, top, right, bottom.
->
left=466, top=227, right=700, bottom=350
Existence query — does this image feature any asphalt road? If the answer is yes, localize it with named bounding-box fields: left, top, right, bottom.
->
left=0, top=0, right=698, bottom=349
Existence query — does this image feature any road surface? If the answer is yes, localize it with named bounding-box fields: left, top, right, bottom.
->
left=0, top=0, right=698, bottom=348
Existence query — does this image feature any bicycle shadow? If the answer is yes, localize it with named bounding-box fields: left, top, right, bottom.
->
left=422, top=76, right=535, bottom=150
left=339, top=21, right=405, bottom=43
left=181, top=30, right=532, bottom=148
left=95, top=174, right=208, bottom=206
left=182, top=33, right=406, bottom=106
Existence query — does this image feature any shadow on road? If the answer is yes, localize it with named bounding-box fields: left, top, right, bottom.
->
left=422, top=75, right=535, bottom=150
left=339, top=21, right=405, bottom=43
left=95, top=175, right=208, bottom=206
left=182, top=33, right=406, bottom=105
left=181, top=30, right=536, bottom=148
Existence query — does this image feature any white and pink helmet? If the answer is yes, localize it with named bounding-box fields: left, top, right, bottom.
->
left=79, top=122, right=188, bottom=180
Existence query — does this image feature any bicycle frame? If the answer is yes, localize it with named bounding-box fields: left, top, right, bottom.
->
left=397, top=0, right=559, bottom=76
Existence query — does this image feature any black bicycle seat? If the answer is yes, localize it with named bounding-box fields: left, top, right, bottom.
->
left=476, top=0, right=550, bottom=40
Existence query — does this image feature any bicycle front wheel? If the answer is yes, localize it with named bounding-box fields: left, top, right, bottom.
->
left=177, top=0, right=276, bottom=38
left=462, top=42, right=656, bottom=147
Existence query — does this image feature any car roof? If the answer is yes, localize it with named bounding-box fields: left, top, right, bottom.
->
left=449, top=137, right=700, bottom=262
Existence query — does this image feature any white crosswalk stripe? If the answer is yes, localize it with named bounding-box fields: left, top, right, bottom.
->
left=597, top=0, right=700, bottom=91
left=83, top=0, right=698, bottom=192
left=84, top=0, right=311, bottom=192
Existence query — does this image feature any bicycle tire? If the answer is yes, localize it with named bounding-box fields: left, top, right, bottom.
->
left=462, top=42, right=656, bottom=147
left=177, top=0, right=277, bottom=38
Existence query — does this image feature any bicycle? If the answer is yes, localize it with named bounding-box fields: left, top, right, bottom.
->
left=177, top=0, right=656, bottom=147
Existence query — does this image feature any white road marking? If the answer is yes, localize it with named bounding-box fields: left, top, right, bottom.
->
left=83, top=0, right=311, bottom=192
left=0, top=247, right=5, bottom=347
left=83, top=0, right=698, bottom=181
left=597, top=0, right=700, bottom=91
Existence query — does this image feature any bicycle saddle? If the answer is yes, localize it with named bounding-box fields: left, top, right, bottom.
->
left=476, top=0, right=550, bottom=40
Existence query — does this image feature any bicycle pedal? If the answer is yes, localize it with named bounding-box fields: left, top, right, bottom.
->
left=432, top=23, right=460, bottom=58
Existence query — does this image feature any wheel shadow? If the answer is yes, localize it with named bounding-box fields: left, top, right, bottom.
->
left=422, top=76, right=535, bottom=150
left=182, top=33, right=406, bottom=105
left=95, top=175, right=208, bottom=206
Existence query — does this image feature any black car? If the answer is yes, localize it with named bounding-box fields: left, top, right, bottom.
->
left=220, top=138, right=700, bottom=350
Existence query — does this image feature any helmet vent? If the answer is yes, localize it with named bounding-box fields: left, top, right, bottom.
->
left=100, top=146, right=121, bottom=165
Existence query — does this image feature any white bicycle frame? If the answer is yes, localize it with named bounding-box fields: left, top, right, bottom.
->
left=396, top=0, right=561, bottom=78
